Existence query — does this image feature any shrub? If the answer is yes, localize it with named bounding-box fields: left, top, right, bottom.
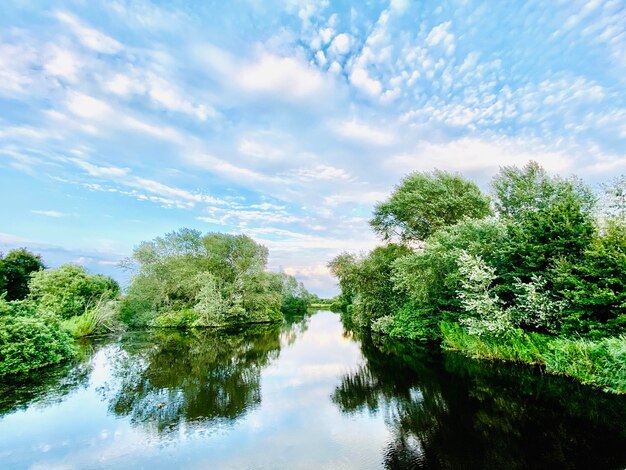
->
left=0, top=305, right=75, bottom=376
left=28, top=265, right=119, bottom=318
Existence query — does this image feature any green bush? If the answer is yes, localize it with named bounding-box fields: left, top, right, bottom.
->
left=28, top=265, right=119, bottom=318
left=0, top=249, right=44, bottom=301
left=0, top=305, right=75, bottom=376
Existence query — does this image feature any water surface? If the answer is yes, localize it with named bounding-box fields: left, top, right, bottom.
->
left=1, top=310, right=625, bottom=469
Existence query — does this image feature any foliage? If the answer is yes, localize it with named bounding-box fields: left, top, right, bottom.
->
left=492, top=162, right=596, bottom=299
left=389, top=218, right=507, bottom=339
left=542, top=335, right=626, bottom=394
left=328, top=244, right=411, bottom=327
left=441, top=322, right=626, bottom=394
left=330, top=162, right=626, bottom=393
left=62, top=299, right=122, bottom=338
left=0, top=299, right=75, bottom=376
left=122, top=229, right=307, bottom=327
left=441, top=322, right=546, bottom=365
left=28, top=264, right=119, bottom=319
left=456, top=252, right=512, bottom=337
left=0, top=249, right=44, bottom=301
left=274, top=273, right=312, bottom=315
left=509, top=275, right=563, bottom=332
left=601, top=174, right=626, bottom=221
left=370, top=170, right=491, bottom=243
left=551, top=219, right=626, bottom=337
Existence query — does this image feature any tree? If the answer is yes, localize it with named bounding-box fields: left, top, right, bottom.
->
left=329, top=244, right=411, bottom=327
left=28, top=265, right=119, bottom=318
left=2, top=249, right=44, bottom=301
left=601, top=175, right=626, bottom=221
left=491, top=162, right=597, bottom=298
left=121, top=229, right=294, bottom=327
left=370, top=170, right=491, bottom=243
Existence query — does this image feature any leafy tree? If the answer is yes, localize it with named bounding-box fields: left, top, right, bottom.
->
left=456, top=252, right=512, bottom=337
left=601, top=175, right=626, bottom=221
left=329, top=244, right=411, bottom=327
left=122, top=229, right=302, bottom=327
left=28, top=265, right=119, bottom=319
left=370, top=170, right=491, bottom=243
left=552, top=220, right=626, bottom=337
left=393, top=218, right=507, bottom=316
left=1, top=249, right=44, bottom=301
left=492, top=162, right=596, bottom=300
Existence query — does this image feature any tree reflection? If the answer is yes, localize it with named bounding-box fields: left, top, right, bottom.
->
left=332, top=331, right=626, bottom=469
left=0, top=339, right=101, bottom=417
left=99, top=324, right=285, bottom=434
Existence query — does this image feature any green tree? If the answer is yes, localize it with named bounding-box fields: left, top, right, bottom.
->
left=552, top=220, right=626, bottom=337
left=370, top=170, right=491, bottom=243
left=28, top=265, right=120, bottom=318
left=329, top=244, right=411, bottom=327
left=492, top=162, right=596, bottom=300
left=2, top=249, right=44, bottom=301
left=122, top=229, right=293, bottom=327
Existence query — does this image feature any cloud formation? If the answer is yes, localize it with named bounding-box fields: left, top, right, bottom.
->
left=0, top=0, right=624, bottom=296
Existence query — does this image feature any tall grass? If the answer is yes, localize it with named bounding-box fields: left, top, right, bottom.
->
left=543, top=336, right=626, bottom=394
left=62, top=298, right=121, bottom=338
left=441, top=321, right=626, bottom=394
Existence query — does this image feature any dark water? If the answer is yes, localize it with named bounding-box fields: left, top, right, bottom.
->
left=1, top=311, right=625, bottom=469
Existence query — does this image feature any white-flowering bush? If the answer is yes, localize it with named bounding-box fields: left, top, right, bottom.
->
left=456, top=251, right=513, bottom=337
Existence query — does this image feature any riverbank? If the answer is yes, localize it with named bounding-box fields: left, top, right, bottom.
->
left=441, top=322, right=626, bottom=394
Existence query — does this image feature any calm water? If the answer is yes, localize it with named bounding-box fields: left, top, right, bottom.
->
left=1, top=310, right=625, bottom=469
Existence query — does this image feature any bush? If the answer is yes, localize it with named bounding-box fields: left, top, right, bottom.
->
left=0, top=249, right=44, bottom=301
left=28, top=265, right=119, bottom=319
left=62, top=300, right=122, bottom=338
left=0, top=305, right=75, bottom=376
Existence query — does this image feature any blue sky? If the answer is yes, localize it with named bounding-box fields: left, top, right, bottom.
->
left=1, top=0, right=625, bottom=296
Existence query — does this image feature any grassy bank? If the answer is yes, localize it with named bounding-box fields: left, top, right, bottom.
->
left=441, top=322, right=626, bottom=394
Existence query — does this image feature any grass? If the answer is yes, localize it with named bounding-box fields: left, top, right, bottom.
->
left=62, top=299, right=121, bottom=338
left=441, top=321, right=626, bottom=394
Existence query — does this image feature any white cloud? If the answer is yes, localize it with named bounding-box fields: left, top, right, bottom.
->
left=290, top=164, right=353, bottom=182
left=349, top=68, right=382, bottom=96
left=425, top=21, right=455, bottom=55
left=387, top=136, right=573, bottom=177
left=237, top=53, right=331, bottom=101
left=66, top=92, right=112, bottom=119
left=329, top=33, right=352, bottom=55
left=55, top=11, right=123, bottom=54
left=43, top=46, right=80, bottom=81
left=323, top=190, right=388, bottom=207
left=30, top=210, right=69, bottom=218
left=332, top=119, right=395, bottom=145
left=238, top=139, right=285, bottom=160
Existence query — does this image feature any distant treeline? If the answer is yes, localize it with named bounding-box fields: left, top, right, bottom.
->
left=329, top=163, right=626, bottom=394
left=0, top=230, right=312, bottom=377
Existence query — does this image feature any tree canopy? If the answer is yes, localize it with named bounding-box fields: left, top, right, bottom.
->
left=0, top=249, right=44, bottom=301
left=370, top=170, right=492, bottom=243
left=121, top=229, right=310, bottom=327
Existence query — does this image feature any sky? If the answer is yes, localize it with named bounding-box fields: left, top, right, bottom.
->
left=0, top=0, right=625, bottom=296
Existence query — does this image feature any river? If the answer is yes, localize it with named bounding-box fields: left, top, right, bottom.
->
left=1, top=310, right=625, bottom=469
